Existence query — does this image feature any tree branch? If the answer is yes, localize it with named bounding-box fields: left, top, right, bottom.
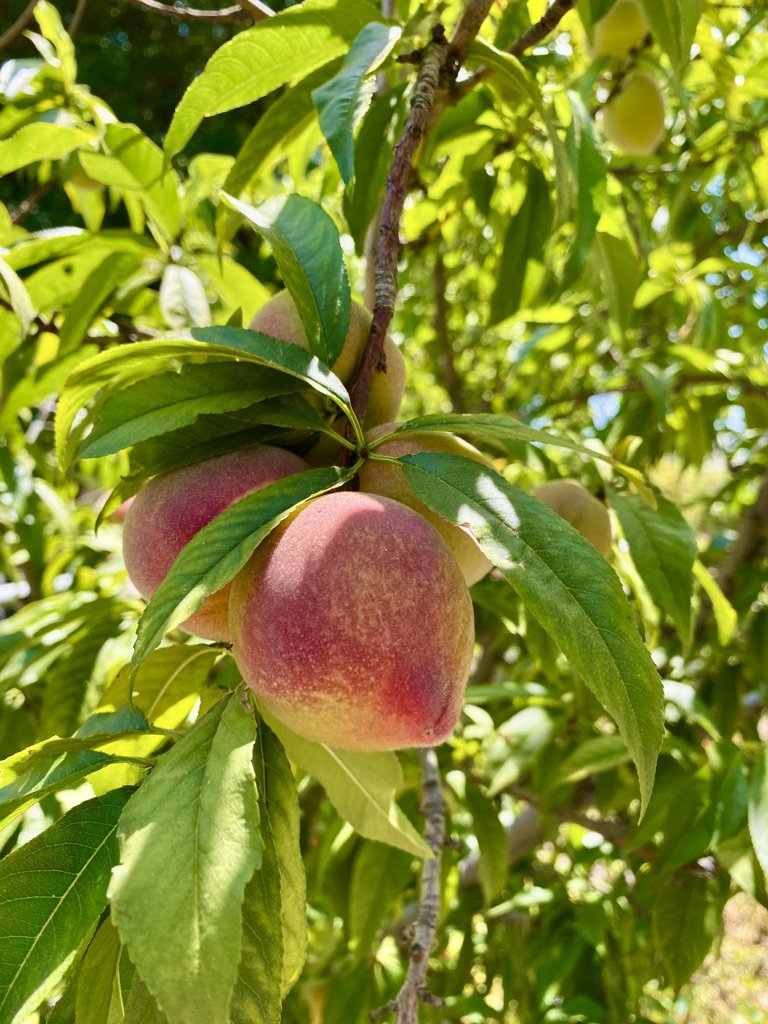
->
left=449, top=0, right=495, bottom=65
left=716, top=470, right=768, bottom=597
left=347, top=26, right=450, bottom=427
left=387, top=748, right=445, bottom=1023
left=118, top=0, right=272, bottom=23
left=0, top=0, right=37, bottom=50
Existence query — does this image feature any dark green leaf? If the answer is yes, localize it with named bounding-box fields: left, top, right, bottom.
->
left=312, top=23, right=401, bottom=184
left=652, top=871, right=729, bottom=991
left=464, top=785, right=508, bottom=905
left=348, top=841, right=413, bottom=959
left=0, top=788, right=133, bottom=1024
left=489, top=164, right=553, bottom=325
left=109, top=695, right=261, bottom=1024
left=609, top=489, right=696, bottom=644
left=220, top=194, right=350, bottom=369
left=400, top=452, right=663, bottom=813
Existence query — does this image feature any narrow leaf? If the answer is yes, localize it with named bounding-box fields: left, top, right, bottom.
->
left=261, top=709, right=432, bottom=859
left=109, top=695, right=262, bottom=1024
left=159, top=265, right=212, bottom=329
left=348, top=841, right=413, bottom=959
left=401, top=452, right=664, bottom=813
left=609, top=489, right=696, bottom=644
left=0, top=257, right=34, bottom=338
left=58, top=252, right=140, bottom=354
left=652, top=871, right=729, bottom=991
left=0, top=123, right=91, bottom=175
left=0, top=788, right=133, bottom=1024
left=165, top=0, right=381, bottom=158
left=693, top=559, right=738, bottom=645
left=312, top=22, right=401, bottom=184
left=465, top=785, right=508, bottom=905
left=221, top=193, right=350, bottom=369
left=133, top=466, right=352, bottom=669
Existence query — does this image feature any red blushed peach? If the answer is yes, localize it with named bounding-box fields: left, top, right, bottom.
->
left=122, top=445, right=309, bottom=642
left=229, top=492, right=474, bottom=750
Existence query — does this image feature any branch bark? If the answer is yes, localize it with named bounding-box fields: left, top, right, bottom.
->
left=0, top=0, right=37, bottom=50
left=393, top=748, right=445, bottom=1023
left=118, top=0, right=272, bottom=23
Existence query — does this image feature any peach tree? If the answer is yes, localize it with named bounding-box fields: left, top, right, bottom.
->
left=0, top=1, right=766, bottom=1022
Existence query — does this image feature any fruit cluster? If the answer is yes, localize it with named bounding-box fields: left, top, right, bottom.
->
left=121, top=293, right=612, bottom=751
left=122, top=293, right=484, bottom=751
left=590, top=0, right=667, bottom=157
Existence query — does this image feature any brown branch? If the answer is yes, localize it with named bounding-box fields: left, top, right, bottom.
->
left=449, top=0, right=496, bottom=65
left=347, top=26, right=450, bottom=428
left=388, top=748, right=445, bottom=1023
left=433, top=249, right=466, bottom=413
left=0, top=0, right=37, bottom=50
left=716, top=470, right=768, bottom=597
left=117, top=0, right=271, bottom=23
left=10, top=180, right=56, bottom=226
left=509, top=0, right=577, bottom=57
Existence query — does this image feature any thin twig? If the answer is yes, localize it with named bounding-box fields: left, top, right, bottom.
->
left=9, top=180, right=56, bottom=225
left=68, top=0, right=90, bottom=36
left=347, top=26, right=450, bottom=427
left=449, top=0, right=496, bottom=64
left=118, top=0, right=270, bottom=23
left=393, top=748, right=445, bottom=1023
left=0, top=0, right=37, bottom=50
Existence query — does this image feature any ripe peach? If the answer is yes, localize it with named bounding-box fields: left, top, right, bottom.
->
left=358, top=424, right=494, bottom=586
left=122, top=445, right=309, bottom=641
left=532, top=479, right=613, bottom=557
left=248, top=291, right=405, bottom=430
left=230, top=492, right=475, bottom=750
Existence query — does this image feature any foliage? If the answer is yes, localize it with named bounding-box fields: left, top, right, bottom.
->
left=0, top=1, right=767, bottom=1022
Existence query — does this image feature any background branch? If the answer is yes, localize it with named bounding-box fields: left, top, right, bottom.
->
left=118, top=0, right=270, bottom=23
left=0, top=0, right=37, bottom=50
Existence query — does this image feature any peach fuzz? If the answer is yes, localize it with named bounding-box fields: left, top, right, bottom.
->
left=248, top=290, right=405, bottom=430
left=229, top=491, right=474, bottom=750
left=122, top=445, right=309, bottom=642
left=358, top=424, right=494, bottom=586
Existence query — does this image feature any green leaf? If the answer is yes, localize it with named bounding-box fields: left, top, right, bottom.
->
left=78, top=362, right=302, bottom=459
left=652, top=871, right=729, bottom=992
left=56, top=329, right=353, bottom=469
left=159, top=265, right=212, bottom=329
left=109, top=694, right=262, bottom=1024
left=595, top=232, right=643, bottom=331
left=0, top=706, right=148, bottom=829
left=489, top=163, right=553, bottom=325
left=0, top=123, right=92, bottom=175
left=609, top=489, right=696, bottom=644
left=0, top=256, right=35, bottom=338
left=260, top=710, right=432, bottom=859
left=563, top=90, right=606, bottom=283
left=75, top=918, right=125, bottom=1024
left=81, top=124, right=181, bottom=240
left=749, top=747, right=768, bottom=886
left=348, top=841, right=413, bottom=959
left=220, top=193, right=350, bottom=369
left=692, top=559, right=738, bottom=646
left=57, top=252, right=140, bottom=354
left=223, top=64, right=334, bottom=200
left=133, top=466, right=352, bottom=669
left=549, top=734, right=632, bottom=788
left=260, top=723, right=306, bottom=997
left=464, top=785, right=508, bottom=905
left=165, top=0, right=381, bottom=159
left=124, top=977, right=168, bottom=1024
left=639, top=0, right=704, bottom=69
left=312, top=22, right=401, bottom=184
left=372, top=412, right=649, bottom=495
left=0, top=788, right=133, bottom=1024
left=33, top=0, right=77, bottom=84
left=400, top=452, right=664, bottom=814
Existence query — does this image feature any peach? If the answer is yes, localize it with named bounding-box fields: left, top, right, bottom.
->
left=230, top=492, right=474, bottom=750
left=532, top=479, right=613, bottom=557
left=358, top=424, right=494, bottom=586
left=601, top=72, right=666, bottom=156
left=589, top=0, right=649, bottom=58
left=249, top=291, right=405, bottom=430
left=122, top=445, right=309, bottom=641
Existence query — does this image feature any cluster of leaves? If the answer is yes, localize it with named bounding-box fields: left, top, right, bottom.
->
left=0, top=1, right=767, bottom=1022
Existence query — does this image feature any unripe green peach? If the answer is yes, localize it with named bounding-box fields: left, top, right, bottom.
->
left=532, top=479, right=613, bottom=557
left=122, top=445, right=309, bottom=641
left=358, top=424, right=494, bottom=586
left=230, top=492, right=474, bottom=750
left=248, top=291, right=405, bottom=430
left=601, top=72, right=666, bottom=156
left=590, top=0, right=649, bottom=58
